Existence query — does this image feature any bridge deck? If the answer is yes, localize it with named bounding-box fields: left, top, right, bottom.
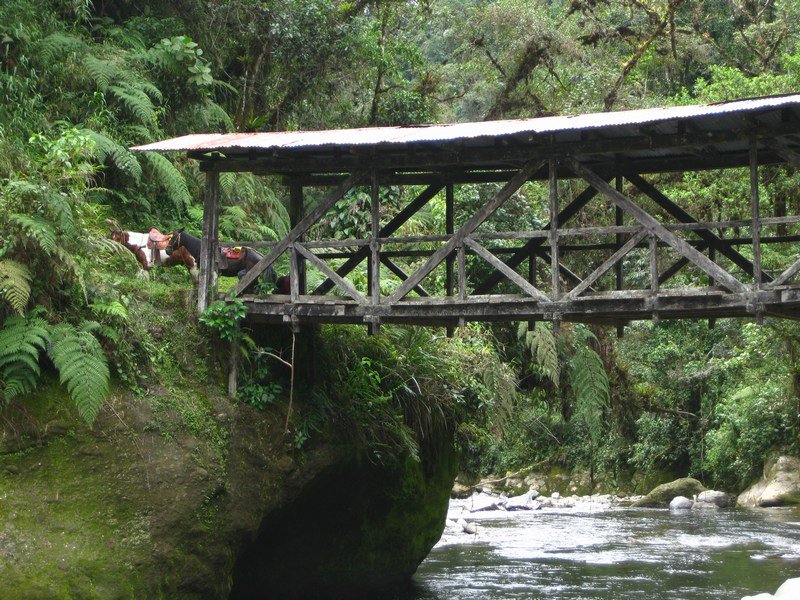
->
left=238, top=286, right=800, bottom=326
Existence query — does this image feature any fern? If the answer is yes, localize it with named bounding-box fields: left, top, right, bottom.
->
left=83, top=129, right=142, bottom=181
left=108, top=83, right=156, bottom=125
left=0, top=314, right=50, bottom=403
left=91, top=299, right=128, bottom=321
left=568, top=327, right=610, bottom=447
left=141, top=152, right=191, bottom=211
left=9, top=214, right=58, bottom=255
left=518, top=321, right=559, bottom=386
left=35, top=33, right=86, bottom=64
left=48, top=322, right=109, bottom=426
left=0, top=260, right=32, bottom=315
left=84, top=54, right=120, bottom=91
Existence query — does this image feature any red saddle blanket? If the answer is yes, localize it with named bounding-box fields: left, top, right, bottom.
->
left=221, top=246, right=243, bottom=260
left=147, top=228, right=171, bottom=250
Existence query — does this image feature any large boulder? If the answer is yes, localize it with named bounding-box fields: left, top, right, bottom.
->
left=693, top=490, right=733, bottom=509
left=0, top=383, right=458, bottom=599
left=632, top=478, right=705, bottom=508
left=669, top=496, right=693, bottom=510
left=738, top=455, right=800, bottom=508
left=741, top=577, right=800, bottom=599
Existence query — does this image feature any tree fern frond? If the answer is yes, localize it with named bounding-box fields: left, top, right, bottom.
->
left=519, top=321, right=559, bottom=386
left=568, top=327, right=610, bottom=446
left=9, top=214, right=57, bottom=254
left=141, top=152, right=191, bottom=211
left=108, top=83, right=156, bottom=125
left=0, top=259, right=32, bottom=315
left=48, top=323, right=109, bottom=426
left=84, top=54, right=120, bottom=91
left=138, top=81, right=163, bottom=104
left=0, top=315, right=49, bottom=403
left=91, top=299, right=128, bottom=320
left=83, top=129, right=142, bottom=181
left=35, top=33, right=86, bottom=64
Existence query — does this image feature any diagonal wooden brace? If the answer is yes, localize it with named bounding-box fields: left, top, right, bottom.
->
left=570, top=159, right=747, bottom=294
left=379, top=256, right=430, bottom=297
left=314, top=183, right=444, bottom=295
left=567, top=229, right=648, bottom=299
left=387, top=160, right=545, bottom=302
left=295, top=243, right=367, bottom=304
left=625, top=172, right=771, bottom=282
left=472, top=181, right=603, bottom=294
left=230, top=171, right=368, bottom=296
left=464, top=238, right=549, bottom=301
left=768, top=255, right=800, bottom=288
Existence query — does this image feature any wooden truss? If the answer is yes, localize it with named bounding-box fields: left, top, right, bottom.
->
left=193, top=138, right=800, bottom=330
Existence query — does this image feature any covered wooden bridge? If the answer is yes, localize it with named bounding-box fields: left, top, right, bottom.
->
left=134, top=93, right=800, bottom=331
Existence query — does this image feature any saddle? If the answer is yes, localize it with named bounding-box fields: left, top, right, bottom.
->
left=221, top=246, right=244, bottom=260
left=147, top=228, right=171, bottom=251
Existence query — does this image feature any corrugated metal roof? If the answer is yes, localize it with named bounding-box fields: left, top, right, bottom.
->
left=131, top=94, right=800, bottom=154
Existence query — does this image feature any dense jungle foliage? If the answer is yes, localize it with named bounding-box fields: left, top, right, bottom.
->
left=2, top=0, right=800, bottom=492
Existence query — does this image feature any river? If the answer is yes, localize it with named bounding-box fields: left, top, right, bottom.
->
left=405, top=501, right=800, bottom=599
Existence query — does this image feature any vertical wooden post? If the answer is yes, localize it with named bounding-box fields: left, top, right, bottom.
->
left=750, top=137, right=763, bottom=324
left=457, top=244, right=466, bottom=301
left=750, top=138, right=762, bottom=289
left=649, top=234, right=659, bottom=323
left=369, top=172, right=381, bottom=335
left=198, top=170, right=220, bottom=314
left=446, top=182, right=455, bottom=337
left=549, top=159, right=559, bottom=301
left=615, top=175, right=624, bottom=337
left=228, top=325, right=240, bottom=399
left=528, top=246, right=536, bottom=330
left=708, top=246, right=716, bottom=329
left=289, top=181, right=306, bottom=295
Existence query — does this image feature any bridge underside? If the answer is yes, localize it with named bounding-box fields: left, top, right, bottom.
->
left=133, top=94, right=800, bottom=331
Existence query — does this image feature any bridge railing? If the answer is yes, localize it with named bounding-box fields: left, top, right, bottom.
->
left=221, top=212, right=800, bottom=309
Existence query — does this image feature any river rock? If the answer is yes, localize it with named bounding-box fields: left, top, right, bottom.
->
left=469, top=492, right=505, bottom=512
left=552, top=492, right=561, bottom=500
left=738, top=455, right=800, bottom=507
left=742, top=594, right=775, bottom=599
left=775, top=577, right=800, bottom=597
left=529, top=489, right=540, bottom=500
left=669, top=496, right=693, bottom=510
left=451, top=481, right=473, bottom=499
left=632, top=478, right=705, bottom=508
left=457, top=518, right=478, bottom=534
left=694, top=490, right=732, bottom=509
left=505, top=491, right=538, bottom=511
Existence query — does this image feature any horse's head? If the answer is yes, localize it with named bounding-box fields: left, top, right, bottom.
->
left=110, top=230, right=128, bottom=245
left=165, top=228, right=184, bottom=256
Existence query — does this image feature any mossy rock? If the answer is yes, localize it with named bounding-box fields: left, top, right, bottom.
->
left=632, top=477, right=706, bottom=508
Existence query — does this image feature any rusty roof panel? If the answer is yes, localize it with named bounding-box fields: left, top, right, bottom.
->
left=131, top=94, right=800, bottom=154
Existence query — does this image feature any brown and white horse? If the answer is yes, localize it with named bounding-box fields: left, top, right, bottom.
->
left=110, top=230, right=199, bottom=281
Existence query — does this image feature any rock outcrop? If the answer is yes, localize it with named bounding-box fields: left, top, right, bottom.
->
left=0, top=383, right=457, bottom=599
left=632, top=477, right=705, bottom=508
left=742, top=577, right=800, bottom=599
left=738, top=455, right=800, bottom=507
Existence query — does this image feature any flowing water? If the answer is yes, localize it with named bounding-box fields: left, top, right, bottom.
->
left=405, top=502, right=800, bottom=599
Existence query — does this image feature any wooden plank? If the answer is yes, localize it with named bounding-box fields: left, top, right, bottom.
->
left=650, top=235, right=659, bottom=293
left=231, top=171, right=367, bottom=296
left=615, top=176, right=624, bottom=293
left=464, top=238, right=549, bottom=301
left=625, top=172, right=771, bottom=282
left=549, top=159, right=560, bottom=300
left=379, top=256, right=430, bottom=297
left=198, top=171, right=219, bottom=313
left=751, top=139, right=762, bottom=288
left=571, top=160, right=748, bottom=293
left=446, top=183, right=455, bottom=337
left=567, top=230, right=647, bottom=299
left=472, top=181, right=602, bottom=294
left=314, top=183, right=443, bottom=294
left=295, top=243, right=367, bottom=304
left=387, top=160, right=544, bottom=302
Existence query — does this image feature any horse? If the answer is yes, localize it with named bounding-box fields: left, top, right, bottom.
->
left=110, top=229, right=199, bottom=281
left=166, top=228, right=276, bottom=288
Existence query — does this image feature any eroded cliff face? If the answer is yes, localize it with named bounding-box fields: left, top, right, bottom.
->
left=0, top=382, right=456, bottom=599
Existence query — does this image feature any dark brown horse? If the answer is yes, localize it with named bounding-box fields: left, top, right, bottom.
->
left=166, top=229, right=275, bottom=287
left=111, top=230, right=198, bottom=280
